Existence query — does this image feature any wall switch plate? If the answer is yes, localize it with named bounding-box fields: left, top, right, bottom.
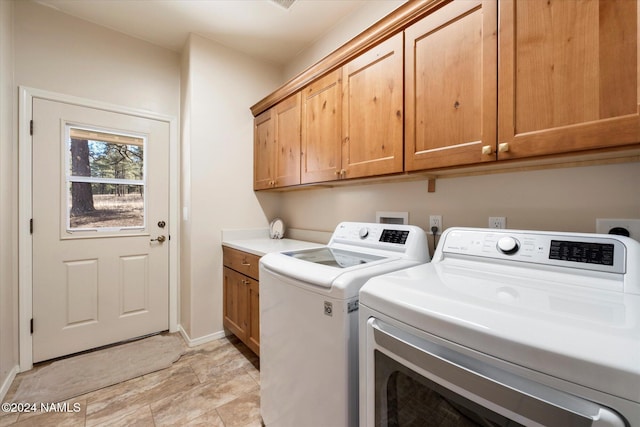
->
left=429, top=215, right=442, bottom=234
left=596, top=218, right=640, bottom=241
left=489, top=217, right=506, bottom=229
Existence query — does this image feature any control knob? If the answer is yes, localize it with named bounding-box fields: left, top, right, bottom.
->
left=359, top=227, right=369, bottom=239
left=497, top=236, right=519, bottom=255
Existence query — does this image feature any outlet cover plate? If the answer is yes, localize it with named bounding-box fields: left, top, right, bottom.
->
left=489, top=217, right=506, bottom=229
left=429, top=215, right=442, bottom=234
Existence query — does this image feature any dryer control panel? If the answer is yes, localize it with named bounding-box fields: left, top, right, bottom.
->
left=439, top=228, right=628, bottom=275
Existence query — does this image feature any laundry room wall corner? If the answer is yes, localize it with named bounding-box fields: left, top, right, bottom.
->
left=0, top=0, right=19, bottom=401
left=178, top=34, right=282, bottom=342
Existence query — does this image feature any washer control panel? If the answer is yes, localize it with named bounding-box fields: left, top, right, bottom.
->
left=328, top=222, right=428, bottom=260
left=440, top=228, right=626, bottom=274
left=332, top=223, right=411, bottom=246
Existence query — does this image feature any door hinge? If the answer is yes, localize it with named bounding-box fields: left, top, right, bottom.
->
left=30, top=318, right=34, bottom=334
left=30, top=120, right=33, bottom=136
left=30, top=218, right=33, bottom=234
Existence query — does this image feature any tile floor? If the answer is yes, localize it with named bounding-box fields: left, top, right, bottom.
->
left=0, top=335, right=261, bottom=427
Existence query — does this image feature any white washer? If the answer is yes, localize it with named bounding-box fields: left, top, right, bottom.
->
left=260, top=222, right=429, bottom=427
left=359, top=228, right=640, bottom=426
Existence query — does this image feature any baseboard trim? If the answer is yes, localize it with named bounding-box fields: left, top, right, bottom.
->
left=178, top=326, right=227, bottom=348
left=0, top=365, right=19, bottom=402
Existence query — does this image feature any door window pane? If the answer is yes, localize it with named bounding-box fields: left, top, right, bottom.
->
left=66, top=126, right=146, bottom=231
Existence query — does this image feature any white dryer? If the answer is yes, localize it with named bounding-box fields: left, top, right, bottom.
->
left=260, top=222, right=429, bottom=427
left=359, top=228, right=640, bottom=426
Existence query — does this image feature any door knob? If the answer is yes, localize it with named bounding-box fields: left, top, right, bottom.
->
left=151, top=235, right=166, bottom=243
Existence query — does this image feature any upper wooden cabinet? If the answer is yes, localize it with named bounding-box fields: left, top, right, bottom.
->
left=405, top=0, right=498, bottom=171
left=274, top=93, right=302, bottom=187
left=301, top=69, right=343, bottom=184
left=497, top=0, right=640, bottom=160
left=342, top=33, right=404, bottom=179
left=254, top=108, right=275, bottom=190
left=253, top=0, right=640, bottom=189
left=301, top=33, right=405, bottom=184
left=254, top=93, right=301, bottom=190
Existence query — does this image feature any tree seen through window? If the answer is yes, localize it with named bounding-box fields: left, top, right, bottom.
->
left=67, top=127, right=145, bottom=230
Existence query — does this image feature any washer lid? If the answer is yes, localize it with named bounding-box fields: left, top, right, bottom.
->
left=261, top=248, right=394, bottom=288
left=360, top=261, right=640, bottom=402
left=283, top=247, right=385, bottom=268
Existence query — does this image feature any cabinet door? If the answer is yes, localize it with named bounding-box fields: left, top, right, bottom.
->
left=301, top=69, right=343, bottom=184
left=223, top=267, right=248, bottom=341
left=498, top=0, right=640, bottom=159
left=254, top=109, right=275, bottom=190
left=342, top=33, right=404, bottom=179
left=405, top=0, right=498, bottom=171
left=247, top=279, right=260, bottom=355
left=274, top=93, right=301, bottom=187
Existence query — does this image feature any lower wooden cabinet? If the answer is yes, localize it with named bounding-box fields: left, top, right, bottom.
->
left=222, top=247, right=260, bottom=356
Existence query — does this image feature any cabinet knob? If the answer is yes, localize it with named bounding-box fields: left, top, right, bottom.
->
left=481, top=145, right=493, bottom=155
left=498, top=143, right=510, bottom=153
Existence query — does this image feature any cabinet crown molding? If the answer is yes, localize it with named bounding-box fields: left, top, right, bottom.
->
left=250, top=0, right=448, bottom=117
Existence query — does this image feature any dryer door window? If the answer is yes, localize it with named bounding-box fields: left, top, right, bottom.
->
left=368, top=319, right=627, bottom=427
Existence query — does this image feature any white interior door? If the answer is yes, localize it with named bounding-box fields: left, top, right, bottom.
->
left=32, top=97, right=170, bottom=363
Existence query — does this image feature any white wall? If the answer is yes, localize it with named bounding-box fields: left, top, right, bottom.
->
left=284, top=0, right=406, bottom=79
left=278, top=163, right=640, bottom=239
left=180, top=34, right=282, bottom=340
left=0, top=0, right=18, bottom=398
left=13, top=1, right=179, bottom=116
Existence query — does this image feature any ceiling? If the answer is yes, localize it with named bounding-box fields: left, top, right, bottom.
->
left=33, top=0, right=374, bottom=65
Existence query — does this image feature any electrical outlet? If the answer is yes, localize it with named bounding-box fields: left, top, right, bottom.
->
left=489, top=216, right=506, bottom=229
left=429, top=215, right=442, bottom=234
left=596, top=218, right=640, bottom=241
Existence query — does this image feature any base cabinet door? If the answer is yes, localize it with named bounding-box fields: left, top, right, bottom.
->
left=247, top=280, right=260, bottom=355
left=223, top=247, right=260, bottom=356
left=223, top=266, right=248, bottom=342
left=497, top=0, right=640, bottom=160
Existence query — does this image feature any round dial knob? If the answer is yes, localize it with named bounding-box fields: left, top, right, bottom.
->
left=359, top=227, right=369, bottom=239
left=497, top=236, right=519, bottom=254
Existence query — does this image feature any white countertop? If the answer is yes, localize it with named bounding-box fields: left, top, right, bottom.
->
left=222, top=237, right=324, bottom=257
left=221, top=228, right=324, bottom=256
